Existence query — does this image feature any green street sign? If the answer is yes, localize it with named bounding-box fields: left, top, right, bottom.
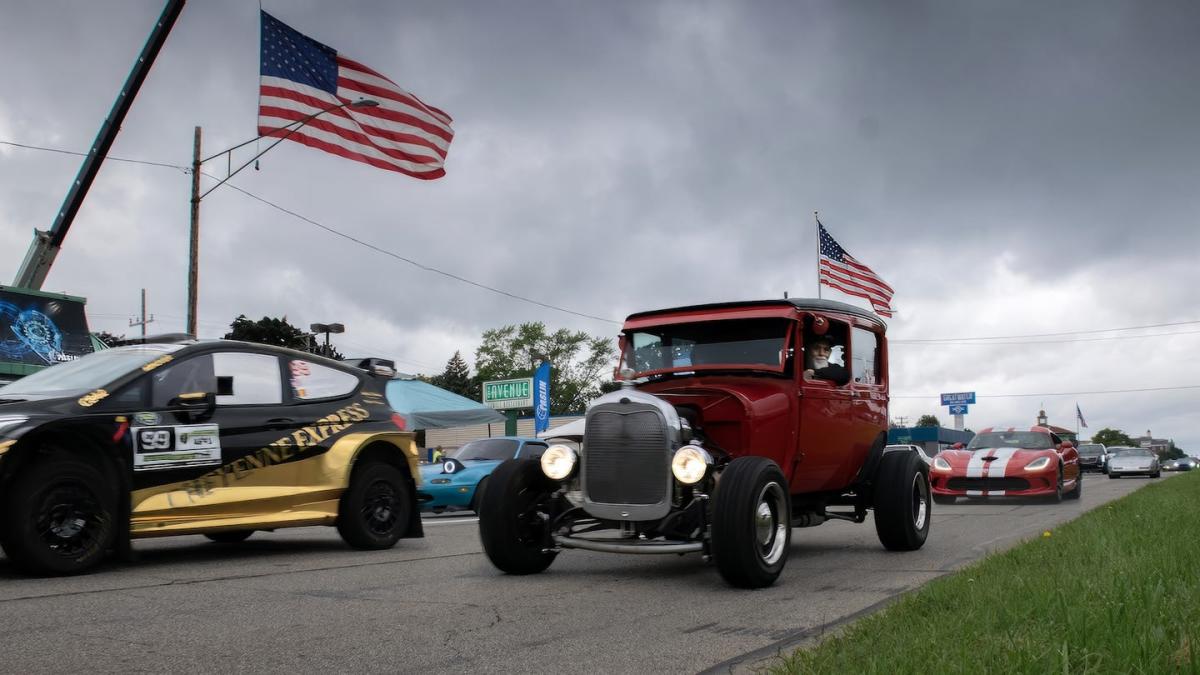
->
left=482, top=377, right=534, bottom=410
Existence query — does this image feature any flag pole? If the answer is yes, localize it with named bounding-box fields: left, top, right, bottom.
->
left=814, top=211, right=822, bottom=299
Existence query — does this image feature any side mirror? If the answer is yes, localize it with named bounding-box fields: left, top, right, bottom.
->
left=169, top=391, right=216, bottom=422
left=1061, top=441, right=1074, bottom=449
left=952, top=442, right=965, bottom=450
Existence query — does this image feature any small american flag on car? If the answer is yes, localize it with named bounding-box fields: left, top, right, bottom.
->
left=817, top=219, right=895, bottom=318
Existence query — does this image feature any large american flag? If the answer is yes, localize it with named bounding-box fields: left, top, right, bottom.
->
left=818, top=220, right=895, bottom=317
left=258, top=11, right=453, bottom=179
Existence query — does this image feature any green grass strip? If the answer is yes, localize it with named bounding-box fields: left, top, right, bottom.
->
left=773, top=472, right=1200, bottom=675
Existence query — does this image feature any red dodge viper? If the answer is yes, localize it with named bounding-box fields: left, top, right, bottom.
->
left=930, top=426, right=1081, bottom=504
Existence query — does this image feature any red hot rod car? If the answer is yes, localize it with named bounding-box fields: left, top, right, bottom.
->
left=477, top=298, right=931, bottom=588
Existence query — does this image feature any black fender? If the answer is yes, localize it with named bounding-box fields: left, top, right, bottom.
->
left=852, top=431, right=894, bottom=503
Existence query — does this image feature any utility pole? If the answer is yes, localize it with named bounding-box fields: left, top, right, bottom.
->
left=129, top=288, right=155, bottom=338
left=187, top=126, right=201, bottom=337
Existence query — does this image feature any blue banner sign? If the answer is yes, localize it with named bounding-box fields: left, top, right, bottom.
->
left=940, top=391, right=976, bottom=406
left=533, top=361, right=551, bottom=433
left=948, top=404, right=969, bottom=415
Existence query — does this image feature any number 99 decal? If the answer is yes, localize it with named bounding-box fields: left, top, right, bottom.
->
left=136, top=427, right=176, bottom=453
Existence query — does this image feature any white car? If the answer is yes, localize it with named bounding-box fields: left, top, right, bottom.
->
left=1107, top=448, right=1161, bottom=478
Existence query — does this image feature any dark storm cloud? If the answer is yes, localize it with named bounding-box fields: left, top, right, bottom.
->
left=1, top=0, right=1197, bottom=446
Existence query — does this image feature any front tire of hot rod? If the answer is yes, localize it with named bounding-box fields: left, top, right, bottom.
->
left=873, top=450, right=931, bottom=551
left=710, top=456, right=792, bottom=589
left=479, top=459, right=558, bottom=575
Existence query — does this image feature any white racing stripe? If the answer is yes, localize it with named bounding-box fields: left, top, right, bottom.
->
left=966, top=450, right=989, bottom=478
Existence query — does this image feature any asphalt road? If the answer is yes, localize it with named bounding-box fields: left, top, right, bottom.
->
left=0, top=472, right=1167, bottom=674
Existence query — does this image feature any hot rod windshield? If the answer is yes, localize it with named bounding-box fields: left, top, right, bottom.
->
left=620, top=318, right=791, bottom=377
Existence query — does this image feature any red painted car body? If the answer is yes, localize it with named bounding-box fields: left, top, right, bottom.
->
left=930, top=426, right=1081, bottom=501
left=623, top=298, right=889, bottom=497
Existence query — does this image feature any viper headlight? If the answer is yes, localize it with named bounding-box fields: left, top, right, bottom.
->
left=671, top=444, right=712, bottom=485
left=1024, top=457, right=1051, bottom=471
left=540, top=444, right=578, bottom=481
left=0, top=415, right=28, bottom=435
left=933, top=456, right=952, bottom=471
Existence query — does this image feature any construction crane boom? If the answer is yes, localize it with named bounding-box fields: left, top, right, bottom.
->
left=13, top=0, right=185, bottom=289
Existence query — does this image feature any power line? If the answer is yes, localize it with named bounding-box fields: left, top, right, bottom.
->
left=212, top=178, right=622, bottom=325
left=893, top=328, right=1200, bottom=346
left=892, top=319, right=1200, bottom=343
left=4, top=138, right=620, bottom=325
left=0, top=140, right=188, bottom=172
left=8, top=138, right=1196, bottom=340
left=892, top=384, right=1200, bottom=399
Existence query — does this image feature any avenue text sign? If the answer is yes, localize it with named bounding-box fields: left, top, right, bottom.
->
left=483, top=377, right=534, bottom=410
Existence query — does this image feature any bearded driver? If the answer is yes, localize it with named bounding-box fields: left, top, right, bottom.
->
left=803, top=336, right=849, bottom=384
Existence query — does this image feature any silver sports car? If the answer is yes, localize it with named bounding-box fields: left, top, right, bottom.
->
left=1107, top=448, right=1161, bottom=478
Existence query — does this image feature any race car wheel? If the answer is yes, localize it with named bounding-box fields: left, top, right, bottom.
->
left=711, top=456, right=791, bottom=589
left=1065, top=471, right=1083, bottom=500
left=933, top=494, right=956, bottom=506
left=1152, top=471, right=1161, bottom=478
left=1108, top=472, right=1118, bottom=479
left=204, top=530, right=254, bottom=543
left=874, top=450, right=931, bottom=551
left=0, top=456, right=116, bottom=575
left=479, top=459, right=558, bottom=575
left=469, top=476, right=490, bottom=515
left=337, top=462, right=413, bottom=550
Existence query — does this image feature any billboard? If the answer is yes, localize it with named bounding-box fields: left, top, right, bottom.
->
left=0, top=286, right=94, bottom=367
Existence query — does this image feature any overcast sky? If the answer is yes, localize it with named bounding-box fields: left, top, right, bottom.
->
left=1, top=1, right=1197, bottom=448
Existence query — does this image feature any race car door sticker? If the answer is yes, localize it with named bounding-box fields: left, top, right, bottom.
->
left=133, top=424, right=222, bottom=471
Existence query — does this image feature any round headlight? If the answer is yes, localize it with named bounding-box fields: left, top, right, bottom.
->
left=671, top=445, right=712, bottom=485
left=933, top=456, right=952, bottom=471
left=540, top=444, right=577, bottom=481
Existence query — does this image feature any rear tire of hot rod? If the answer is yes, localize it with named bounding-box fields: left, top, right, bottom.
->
left=0, top=456, right=116, bottom=575
left=710, top=456, right=792, bottom=589
left=337, top=461, right=413, bottom=550
left=478, top=459, right=558, bottom=575
left=873, top=450, right=931, bottom=551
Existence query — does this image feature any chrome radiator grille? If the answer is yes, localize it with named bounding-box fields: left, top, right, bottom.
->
left=583, top=403, right=670, bottom=506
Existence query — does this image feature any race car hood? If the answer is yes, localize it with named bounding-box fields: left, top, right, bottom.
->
left=938, top=446, right=1057, bottom=474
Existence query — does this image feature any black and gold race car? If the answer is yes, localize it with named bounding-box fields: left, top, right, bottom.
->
left=0, top=339, right=423, bottom=575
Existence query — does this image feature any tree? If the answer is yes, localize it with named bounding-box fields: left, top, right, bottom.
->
left=431, top=350, right=475, bottom=399
left=1090, top=427, right=1135, bottom=448
left=916, top=414, right=941, bottom=428
left=1166, top=441, right=1185, bottom=460
left=225, top=315, right=309, bottom=350
left=474, top=322, right=617, bottom=414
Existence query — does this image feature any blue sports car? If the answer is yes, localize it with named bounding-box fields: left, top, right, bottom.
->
left=417, top=437, right=549, bottom=513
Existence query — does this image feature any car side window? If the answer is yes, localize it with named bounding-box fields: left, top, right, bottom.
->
left=288, top=359, right=359, bottom=400
left=850, top=327, right=880, bottom=385
left=522, top=442, right=548, bottom=460
left=151, top=355, right=216, bottom=408
left=212, top=352, right=282, bottom=405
